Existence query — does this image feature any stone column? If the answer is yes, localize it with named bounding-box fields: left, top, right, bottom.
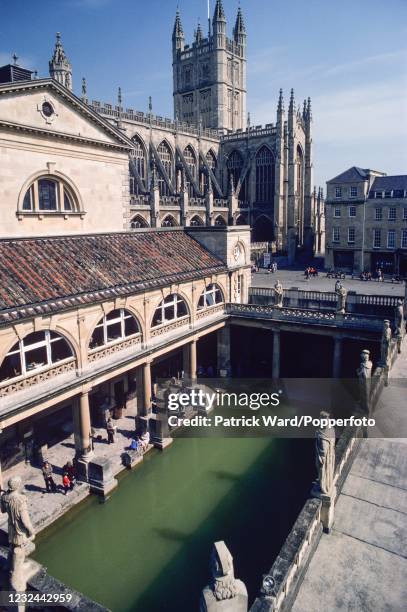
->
left=272, top=329, right=280, bottom=378
left=217, top=325, right=231, bottom=377
left=332, top=336, right=342, bottom=378
left=183, top=340, right=197, bottom=383
left=136, top=361, right=152, bottom=416
left=73, top=391, right=92, bottom=459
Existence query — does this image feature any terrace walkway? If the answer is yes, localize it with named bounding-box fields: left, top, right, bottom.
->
left=291, top=340, right=407, bottom=612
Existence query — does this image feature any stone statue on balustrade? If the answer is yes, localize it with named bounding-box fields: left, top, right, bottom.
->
left=395, top=300, right=404, bottom=353
left=356, top=349, right=373, bottom=414
left=311, top=412, right=336, bottom=497
left=380, top=319, right=392, bottom=367
left=273, top=280, right=284, bottom=308
left=200, top=541, right=248, bottom=612
left=335, top=281, right=347, bottom=314
left=0, top=476, right=36, bottom=592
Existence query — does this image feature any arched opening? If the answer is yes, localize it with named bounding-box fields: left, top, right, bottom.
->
left=197, top=284, right=224, bottom=310
left=235, top=214, right=247, bottom=226
left=201, top=149, right=217, bottom=193
left=130, top=135, right=147, bottom=194
left=215, top=215, right=227, bottom=226
left=227, top=150, right=247, bottom=201
left=252, top=215, right=274, bottom=242
left=183, top=145, right=197, bottom=197
left=255, top=146, right=275, bottom=206
left=190, top=215, right=204, bottom=227
left=89, top=309, right=141, bottom=351
left=157, top=141, right=173, bottom=197
left=296, top=144, right=304, bottom=245
left=152, top=294, right=189, bottom=327
left=21, top=176, right=79, bottom=213
left=130, top=215, right=149, bottom=229
left=162, top=215, right=177, bottom=227
left=0, top=331, right=74, bottom=383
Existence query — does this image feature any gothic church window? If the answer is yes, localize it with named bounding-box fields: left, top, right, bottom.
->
left=162, top=215, right=177, bottom=227
left=255, top=146, right=274, bottom=204
left=227, top=150, right=247, bottom=200
left=130, top=215, right=148, bottom=229
left=182, top=93, right=194, bottom=121
left=183, top=146, right=197, bottom=197
left=131, top=136, right=146, bottom=194
left=157, top=141, right=173, bottom=197
left=190, top=215, right=204, bottom=227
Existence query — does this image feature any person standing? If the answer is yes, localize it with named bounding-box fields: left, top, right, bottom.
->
left=106, top=418, right=115, bottom=444
left=62, top=473, right=70, bottom=495
left=41, top=461, right=57, bottom=493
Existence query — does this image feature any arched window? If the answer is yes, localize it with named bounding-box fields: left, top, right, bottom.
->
left=236, top=214, right=247, bottom=226
left=89, top=309, right=140, bottom=350
left=296, top=145, right=304, bottom=198
left=131, top=135, right=146, bottom=194
left=227, top=150, right=247, bottom=200
left=0, top=331, right=73, bottom=383
left=256, top=146, right=274, bottom=204
left=190, top=215, right=204, bottom=227
left=22, top=177, right=78, bottom=213
left=152, top=294, right=188, bottom=327
left=201, top=149, right=217, bottom=193
left=157, top=141, right=173, bottom=197
left=183, top=145, right=197, bottom=197
left=162, top=215, right=177, bottom=227
left=130, top=215, right=148, bottom=229
left=197, top=284, right=224, bottom=310
left=215, top=215, right=226, bottom=226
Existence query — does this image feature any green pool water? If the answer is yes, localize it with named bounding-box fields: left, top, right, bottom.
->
left=33, top=436, right=313, bottom=612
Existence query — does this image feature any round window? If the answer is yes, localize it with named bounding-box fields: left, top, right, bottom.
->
left=42, top=101, right=54, bottom=118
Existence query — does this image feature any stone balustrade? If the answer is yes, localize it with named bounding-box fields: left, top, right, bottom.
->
left=228, top=303, right=384, bottom=331
left=0, top=359, right=76, bottom=398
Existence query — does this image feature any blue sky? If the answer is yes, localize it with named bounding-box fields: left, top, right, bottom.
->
left=1, top=0, right=406, bottom=187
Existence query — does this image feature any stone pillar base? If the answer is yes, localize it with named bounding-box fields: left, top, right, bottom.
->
left=87, top=457, right=118, bottom=499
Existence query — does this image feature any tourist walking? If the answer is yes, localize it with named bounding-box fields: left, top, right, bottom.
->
left=41, top=461, right=57, bottom=493
left=106, top=418, right=115, bottom=444
left=62, top=472, right=70, bottom=495
left=63, top=461, right=76, bottom=489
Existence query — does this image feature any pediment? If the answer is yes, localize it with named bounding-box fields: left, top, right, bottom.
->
left=0, top=80, right=131, bottom=149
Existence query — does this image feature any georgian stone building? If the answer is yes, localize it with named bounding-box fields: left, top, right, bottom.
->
left=0, top=0, right=323, bottom=261
left=325, top=167, right=407, bottom=274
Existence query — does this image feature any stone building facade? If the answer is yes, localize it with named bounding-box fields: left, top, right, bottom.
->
left=325, top=167, right=407, bottom=274
left=0, top=1, right=323, bottom=261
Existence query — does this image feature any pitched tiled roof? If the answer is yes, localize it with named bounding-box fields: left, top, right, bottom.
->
left=327, top=167, right=372, bottom=183
left=0, top=230, right=226, bottom=324
left=370, top=175, right=407, bottom=192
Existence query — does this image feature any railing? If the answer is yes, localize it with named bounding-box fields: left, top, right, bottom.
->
left=250, top=242, right=273, bottom=251
left=221, top=124, right=276, bottom=142
left=0, top=360, right=76, bottom=398
left=214, top=198, right=228, bottom=207
left=130, top=195, right=149, bottom=206
left=189, top=197, right=206, bottom=207
left=249, top=287, right=403, bottom=315
left=195, top=304, right=225, bottom=320
left=88, top=335, right=142, bottom=364
left=89, top=103, right=220, bottom=140
left=150, top=316, right=190, bottom=338
left=228, top=303, right=384, bottom=330
left=159, top=196, right=180, bottom=207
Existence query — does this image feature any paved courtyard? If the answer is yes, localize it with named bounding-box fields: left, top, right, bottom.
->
left=291, top=338, right=407, bottom=612
left=0, top=413, right=147, bottom=538
left=252, top=268, right=405, bottom=296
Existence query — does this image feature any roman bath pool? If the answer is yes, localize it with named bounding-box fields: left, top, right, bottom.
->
left=33, top=435, right=314, bottom=611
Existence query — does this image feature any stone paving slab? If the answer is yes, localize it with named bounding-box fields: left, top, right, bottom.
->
left=291, top=530, right=407, bottom=612
left=334, top=493, right=407, bottom=558
left=342, top=474, right=407, bottom=516
left=350, top=439, right=407, bottom=490
left=251, top=269, right=405, bottom=296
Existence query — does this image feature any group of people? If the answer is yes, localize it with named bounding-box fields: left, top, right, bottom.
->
left=41, top=460, right=76, bottom=495
left=128, top=430, right=150, bottom=454
left=267, top=261, right=278, bottom=273
left=304, top=266, right=318, bottom=279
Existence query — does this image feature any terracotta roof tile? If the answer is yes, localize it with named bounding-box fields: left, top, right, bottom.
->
left=0, top=231, right=226, bottom=323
